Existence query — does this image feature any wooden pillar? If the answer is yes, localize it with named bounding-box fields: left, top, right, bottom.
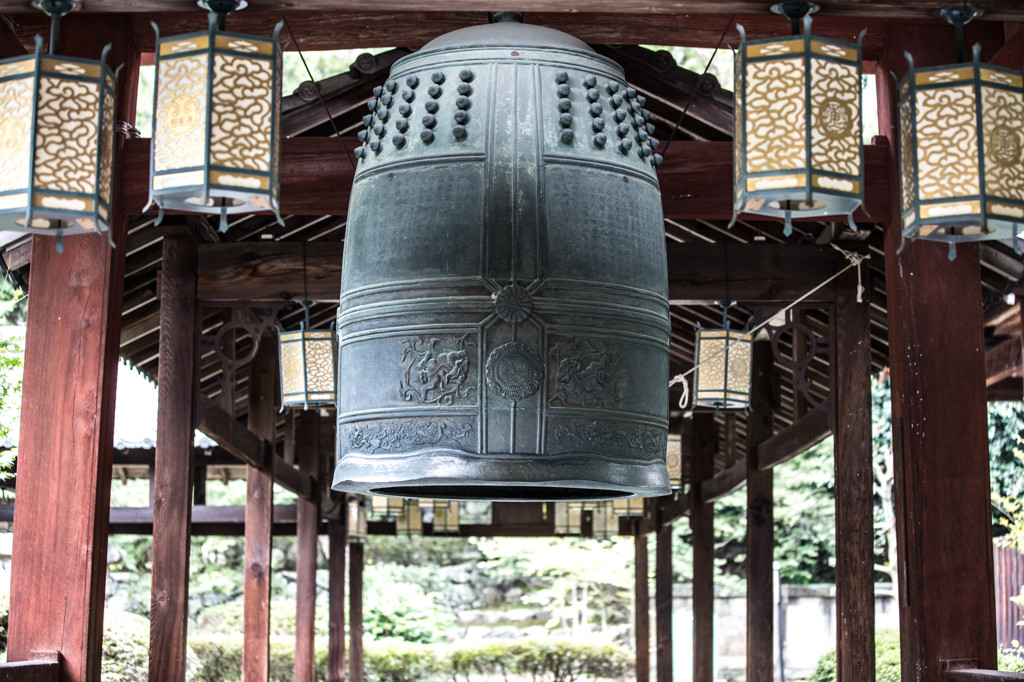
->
left=877, top=23, right=997, bottom=681
left=243, top=335, right=276, bottom=682
left=690, top=413, right=717, bottom=682
left=350, top=542, right=365, bottom=682
left=6, top=17, right=139, bottom=682
left=327, top=518, right=347, bottom=682
left=832, top=262, right=875, bottom=682
left=746, top=342, right=774, bottom=682
left=634, top=526, right=650, bottom=682
left=149, top=228, right=199, bottom=682
left=295, top=412, right=321, bottom=682
left=655, top=521, right=672, bottom=682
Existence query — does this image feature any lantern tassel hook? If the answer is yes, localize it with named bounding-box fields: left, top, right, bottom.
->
left=218, top=205, right=228, bottom=233
left=783, top=210, right=793, bottom=237
left=948, top=243, right=957, bottom=261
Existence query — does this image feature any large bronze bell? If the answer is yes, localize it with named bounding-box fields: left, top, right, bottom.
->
left=332, top=16, right=671, bottom=501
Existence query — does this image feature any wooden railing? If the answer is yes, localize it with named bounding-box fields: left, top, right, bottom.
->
left=946, top=669, right=1024, bottom=680
left=0, top=660, right=59, bottom=682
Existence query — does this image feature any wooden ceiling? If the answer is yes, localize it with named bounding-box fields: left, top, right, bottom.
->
left=2, top=5, right=1023, bottom=482
left=3, top=0, right=1024, bottom=20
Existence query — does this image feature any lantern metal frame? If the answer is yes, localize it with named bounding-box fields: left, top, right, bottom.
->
left=278, top=300, right=337, bottom=410
left=147, top=2, right=283, bottom=232
left=0, top=1, right=119, bottom=250
left=693, top=303, right=753, bottom=411
left=733, top=10, right=866, bottom=235
left=896, top=7, right=1024, bottom=257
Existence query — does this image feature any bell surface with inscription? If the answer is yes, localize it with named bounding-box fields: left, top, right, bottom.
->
left=333, top=18, right=671, bottom=501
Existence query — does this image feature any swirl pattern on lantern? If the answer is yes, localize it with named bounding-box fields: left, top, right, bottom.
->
left=899, top=96, right=916, bottom=215
left=915, top=85, right=980, bottom=201
left=99, top=88, right=115, bottom=207
left=281, top=331, right=335, bottom=398
left=34, top=76, right=101, bottom=194
left=744, top=57, right=806, bottom=173
left=982, top=86, right=1024, bottom=199
left=0, top=77, right=32, bottom=194
left=695, top=331, right=752, bottom=400
left=210, top=54, right=273, bottom=172
left=155, top=55, right=208, bottom=173
left=811, top=60, right=859, bottom=176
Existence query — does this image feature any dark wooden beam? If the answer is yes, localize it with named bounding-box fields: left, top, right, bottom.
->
left=655, top=522, right=672, bottom=682
left=755, top=403, right=831, bottom=471
left=295, top=413, right=321, bottom=682
left=327, top=519, right=347, bottom=682
left=149, top=228, right=199, bottom=682
left=197, top=242, right=343, bottom=303
left=634, top=526, right=650, bottom=682
left=746, top=342, right=774, bottom=682
left=690, top=413, right=716, bottom=682
left=0, top=504, right=299, bottom=536
left=272, top=458, right=316, bottom=502
left=989, top=22, right=1024, bottom=68
left=668, top=244, right=842, bottom=305
left=104, top=8, right=1010, bottom=54
left=879, top=23, right=998, bottom=681
left=657, top=493, right=691, bottom=528
left=244, top=334, right=276, bottom=682
left=198, top=406, right=268, bottom=469
left=194, top=240, right=842, bottom=307
left=118, top=138, right=891, bottom=223
left=698, top=458, right=746, bottom=504
left=985, top=337, right=1022, bottom=386
left=350, top=543, right=365, bottom=682
left=832, top=264, right=875, bottom=682
left=5, top=16, right=139, bottom=682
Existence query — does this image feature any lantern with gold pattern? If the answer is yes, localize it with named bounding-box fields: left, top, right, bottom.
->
left=733, top=5, right=865, bottom=235
left=148, top=2, right=283, bottom=231
left=897, top=6, right=1024, bottom=258
left=0, top=1, right=118, bottom=251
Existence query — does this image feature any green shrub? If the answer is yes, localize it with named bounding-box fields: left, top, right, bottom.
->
left=365, top=638, right=445, bottom=682
left=1000, top=649, right=1024, bottom=672
left=194, top=599, right=318, bottom=637
left=101, top=610, right=200, bottom=682
left=447, top=639, right=631, bottom=682
left=190, top=635, right=304, bottom=682
left=809, top=629, right=901, bottom=682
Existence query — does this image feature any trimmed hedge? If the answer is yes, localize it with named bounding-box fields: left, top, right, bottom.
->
left=185, top=636, right=632, bottom=682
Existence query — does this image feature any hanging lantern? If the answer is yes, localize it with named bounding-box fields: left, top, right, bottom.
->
left=897, top=7, right=1024, bottom=258
left=370, top=495, right=405, bottom=518
left=432, top=503, right=460, bottom=534
left=553, top=502, right=582, bottom=535
left=666, top=433, right=683, bottom=489
left=395, top=499, right=422, bottom=535
left=0, top=2, right=119, bottom=251
left=279, top=301, right=337, bottom=409
left=612, top=497, right=645, bottom=517
left=333, top=15, right=671, bottom=502
left=567, top=500, right=601, bottom=511
left=693, top=306, right=753, bottom=410
left=347, top=496, right=368, bottom=544
left=733, top=4, right=865, bottom=236
left=591, top=502, right=618, bottom=538
left=148, top=1, right=283, bottom=232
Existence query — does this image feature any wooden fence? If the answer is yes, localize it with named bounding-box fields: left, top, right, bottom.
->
left=995, top=543, right=1024, bottom=650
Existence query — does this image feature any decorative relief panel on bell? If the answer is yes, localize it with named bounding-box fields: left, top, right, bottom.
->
left=485, top=341, right=543, bottom=401
left=345, top=420, right=473, bottom=454
left=550, top=420, right=665, bottom=457
left=548, top=338, right=627, bottom=408
left=400, top=335, right=476, bottom=406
